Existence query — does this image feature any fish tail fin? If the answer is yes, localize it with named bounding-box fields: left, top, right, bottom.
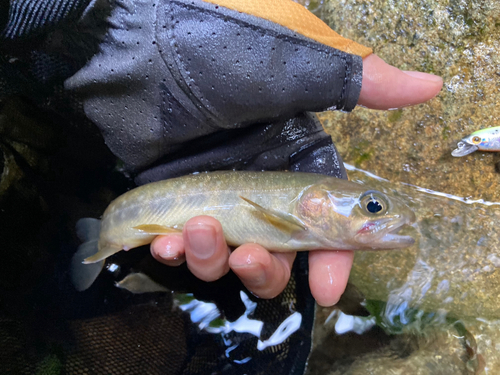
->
left=76, top=218, right=101, bottom=242
left=71, top=218, right=104, bottom=291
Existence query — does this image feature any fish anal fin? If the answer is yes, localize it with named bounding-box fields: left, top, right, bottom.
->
left=83, top=245, right=121, bottom=264
left=133, top=224, right=180, bottom=235
left=239, top=195, right=307, bottom=232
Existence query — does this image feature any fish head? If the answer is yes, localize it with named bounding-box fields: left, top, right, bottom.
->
left=452, top=127, right=500, bottom=157
left=297, top=182, right=416, bottom=250
left=348, top=189, right=416, bottom=249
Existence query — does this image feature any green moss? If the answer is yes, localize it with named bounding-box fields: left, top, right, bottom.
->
left=351, top=140, right=373, bottom=166
left=388, top=109, right=403, bottom=123
left=441, top=125, right=450, bottom=140
left=365, top=299, right=453, bottom=335
left=354, top=151, right=372, bottom=165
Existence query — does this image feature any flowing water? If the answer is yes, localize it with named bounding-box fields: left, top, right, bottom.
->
left=309, top=165, right=499, bottom=374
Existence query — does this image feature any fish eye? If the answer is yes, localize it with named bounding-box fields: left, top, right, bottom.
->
left=360, top=191, right=388, bottom=216
left=472, top=136, right=481, bottom=144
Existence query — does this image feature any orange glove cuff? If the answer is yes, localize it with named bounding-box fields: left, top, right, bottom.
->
left=202, top=0, right=372, bottom=57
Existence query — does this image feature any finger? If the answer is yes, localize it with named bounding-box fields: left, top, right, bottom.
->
left=309, top=250, right=354, bottom=307
left=150, top=234, right=186, bottom=267
left=358, top=54, right=443, bottom=110
left=229, top=244, right=296, bottom=299
left=184, top=216, right=231, bottom=282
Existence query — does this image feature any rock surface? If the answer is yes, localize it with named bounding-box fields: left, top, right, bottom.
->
left=318, top=0, right=500, bottom=201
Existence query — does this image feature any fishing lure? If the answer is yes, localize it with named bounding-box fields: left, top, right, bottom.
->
left=452, top=126, right=500, bottom=157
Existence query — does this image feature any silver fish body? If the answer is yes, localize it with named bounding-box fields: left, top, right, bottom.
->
left=72, top=171, right=416, bottom=291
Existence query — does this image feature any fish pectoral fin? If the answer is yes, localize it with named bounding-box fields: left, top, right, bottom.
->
left=83, top=245, right=122, bottom=264
left=239, top=195, right=307, bottom=232
left=132, top=224, right=180, bottom=235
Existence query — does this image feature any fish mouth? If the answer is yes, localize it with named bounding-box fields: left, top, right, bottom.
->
left=451, top=141, right=478, bottom=157
left=355, top=215, right=416, bottom=249
left=379, top=224, right=415, bottom=248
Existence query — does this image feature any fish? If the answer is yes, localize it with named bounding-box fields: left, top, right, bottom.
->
left=71, top=171, right=416, bottom=291
left=451, top=126, right=500, bottom=157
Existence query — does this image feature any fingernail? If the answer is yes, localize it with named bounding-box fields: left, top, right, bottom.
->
left=151, top=235, right=182, bottom=260
left=185, top=223, right=217, bottom=259
left=403, top=71, right=443, bottom=83
left=158, top=242, right=180, bottom=260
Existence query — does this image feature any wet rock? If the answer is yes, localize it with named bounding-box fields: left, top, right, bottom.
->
left=316, top=0, right=500, bottom=201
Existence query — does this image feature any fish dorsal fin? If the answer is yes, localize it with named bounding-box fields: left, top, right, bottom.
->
left=239, top=196, right=307, bottom=232
left=133, top=224, right=181, bottom=235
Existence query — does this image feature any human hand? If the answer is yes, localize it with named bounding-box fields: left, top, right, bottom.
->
left=151, top=54, right=443, bottom=306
